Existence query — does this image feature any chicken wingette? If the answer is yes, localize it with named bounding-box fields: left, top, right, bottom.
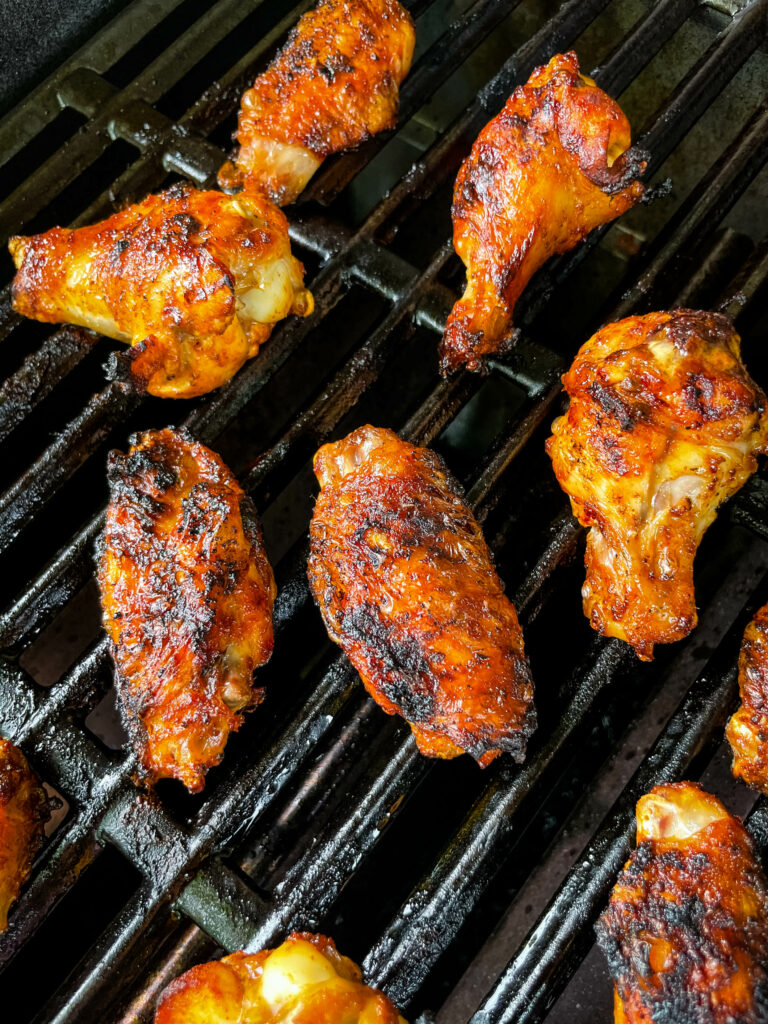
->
left=98, top=428, right=276, bottom=792
left=155, top=932, right=406, bottom=1024
left=441, top=51, right=646, bottom=376
left=9, top=184, right=313, bottom=398
left=727, top=602, right=768, bottom=796
left=547, top=309, right=768, bottom=661
left=0, top=738, right=49, bottom=932
left=596, top=782, right=768, bottom=1024
left=218, top=0, right=415, bottom=205
left=307, top=425, right=535, bottom=765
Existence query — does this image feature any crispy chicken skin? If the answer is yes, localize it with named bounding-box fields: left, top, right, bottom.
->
left=727, top=602, right=768, bottom=795
left=9, top=184, right=313, bottom=398
left=98, top=428, right=276, bottom=792
left=155, top=932, right=406, bottom=1024
left=547, top=310, right=768, bottom=661
left=440, top=52, right=646, bottom=376
left=218, top=0, right=415, bottom=205
left=307, top=425, right=535, bottom=765
left=596, top=782, right=768, bottom=1024
left=0, top=738, right=49, bottom=932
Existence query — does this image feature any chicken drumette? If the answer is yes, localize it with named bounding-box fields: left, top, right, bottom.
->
left=218, top=0, right=415, bottom=205
left=155, top=932, right=406, bottom=1024
left=441, top=52, right=646, bottom=376
left=9, top=184, right=313, bottom=398
left=596, top=782, right=768, bottom=1024
left=0, top=738, right=49, bottom=932
left=547, top=310, right=768, bottom=661
left=308, top=425, right=535, bottom=765
left=98, top=428, right=276, bottom=792
left=727, top=602, right=768, bottom=795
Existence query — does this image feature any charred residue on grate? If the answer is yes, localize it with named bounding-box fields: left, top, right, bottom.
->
left=0, top=1, right=768, bottom=1023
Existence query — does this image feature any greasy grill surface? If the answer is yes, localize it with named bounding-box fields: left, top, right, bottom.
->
left=0, top=1, right=767, bottom=1022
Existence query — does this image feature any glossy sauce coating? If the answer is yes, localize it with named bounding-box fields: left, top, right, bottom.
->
left=155, top=932, right=406, bottom=1024
left=0, top=738, right=49, bottom=932
left=441, top=51, right=646, bottom=375
left=219, top=0, right=415, bottom=204
left=9, top=185, right=313, bottom=398
left=727, top=602, right=768, bottom=795
left=98, top=429, right=276, bottom=792
left=596, top=782, right=768, bottom=1023
left=547, top=310, right=768, bottom=660
left=308, top=425, right=535, bottom=765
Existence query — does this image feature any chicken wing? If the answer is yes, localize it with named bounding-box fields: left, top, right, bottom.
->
left=155, top=932, right=406, bottom=1024
left=98, top=428, right=276, bottom=792
left=596, top=782, right=768, bottom=1024
left=9, top=184, right=313, bottom=398
left=440, top=52, right=646, bottom=376
left=0, top=738, right=49, bottom=932
left=727, top=602, right=768, bottom=795
left=307, top=425, right=535, bottom=765
left=218, top=0, right=415, bottom=205
left=546, top=309, right=768, bottom=661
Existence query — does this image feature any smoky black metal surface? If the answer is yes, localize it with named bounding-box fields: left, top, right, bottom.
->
left=0, top=0, right=767, bottom=1022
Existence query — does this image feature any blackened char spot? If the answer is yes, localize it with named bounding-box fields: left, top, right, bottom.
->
left=340, top=603, right=436, bottom=722
left=588, top=381, right=636, bottom=431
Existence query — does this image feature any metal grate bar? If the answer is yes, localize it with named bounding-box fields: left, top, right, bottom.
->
left=468, top=581, right=767, bottom=1024
left=353, top=200, right=768, bottom=1003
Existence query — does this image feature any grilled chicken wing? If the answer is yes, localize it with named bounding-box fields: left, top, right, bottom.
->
left=727, top=602, right=768, bottom=795
left=547, top=310, right=768, bottom=661
left=218, top=0, right=415, bottom=205
left=0, top=738, right=49, bottom=932
left=440, top=52, right=646, bottom=376
left=98, top=428, right=276, bottom=792
left=9, top=184, right=313, bottom=398
left=596, top=782, right=768, bottom=1024
left=155, top=932, right=406, bottom=1024
left=308, top=425, right=535, bottom=765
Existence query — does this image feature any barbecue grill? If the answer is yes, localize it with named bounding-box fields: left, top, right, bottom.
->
left=1, top=0, right=768, bottom=1021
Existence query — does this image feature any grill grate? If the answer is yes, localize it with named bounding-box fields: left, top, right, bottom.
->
left=1, top=1, right=768, bottom=1022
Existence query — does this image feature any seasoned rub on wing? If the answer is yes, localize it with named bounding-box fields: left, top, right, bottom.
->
left=547, top=309, right=768, bottom=660
left=596, top=782, right=768, bottom=1024
left=727, top=602, right=768, bottom=795
left=441, top=52, right=646, bottom=375
left=0, top=738, right=49, bottom=932
left=155, top=932, right=406, bottom=1024
left=308, top=425, right=535, bottom=765
left=9, top=184, right=313, bottom=398
left=218, top=0, right=415, bottom=204
left=98, top=428, right=276, bottom=792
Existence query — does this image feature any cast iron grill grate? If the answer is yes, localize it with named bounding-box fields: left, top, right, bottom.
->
left=0, top=1, right=768, bottom=1022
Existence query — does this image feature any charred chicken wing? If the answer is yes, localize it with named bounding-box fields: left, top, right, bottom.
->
left=596, top=782, right=768, bottom=1024
left=307, top=425, right=535, bottom=765
left=155, top=932, right=406, bottom=1024
left=9, top=184, right=313, bottom=398
left=0, top=738, right=49, bottom=932
left=98, top=428, right=276, bottom=792
left=547, top=310, right=768, bottom=661
left=727, top=602, right=768, bottom=795
left=441, top=52, right=646, bottom=376
left=218, top=0, right=415, bottom=205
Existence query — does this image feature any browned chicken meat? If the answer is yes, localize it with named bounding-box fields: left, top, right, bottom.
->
left=98, top=428, right=276, bottom=792
left=727, top=602, right=768, bottom=795
left=307, top=425, right=535, bottom=765
left=218, top=0, right=415, bottom=205
left=596, top=782, right=768, bottom=1024
left=441, top=51, right=646, bottom=376
left=155, top=932, right=406, bottom=1024
left=9, top=184, right=313, bottom=398
left=547, top=309, right=768, bottom=661
left=0, top=738, right=49, bottom=932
